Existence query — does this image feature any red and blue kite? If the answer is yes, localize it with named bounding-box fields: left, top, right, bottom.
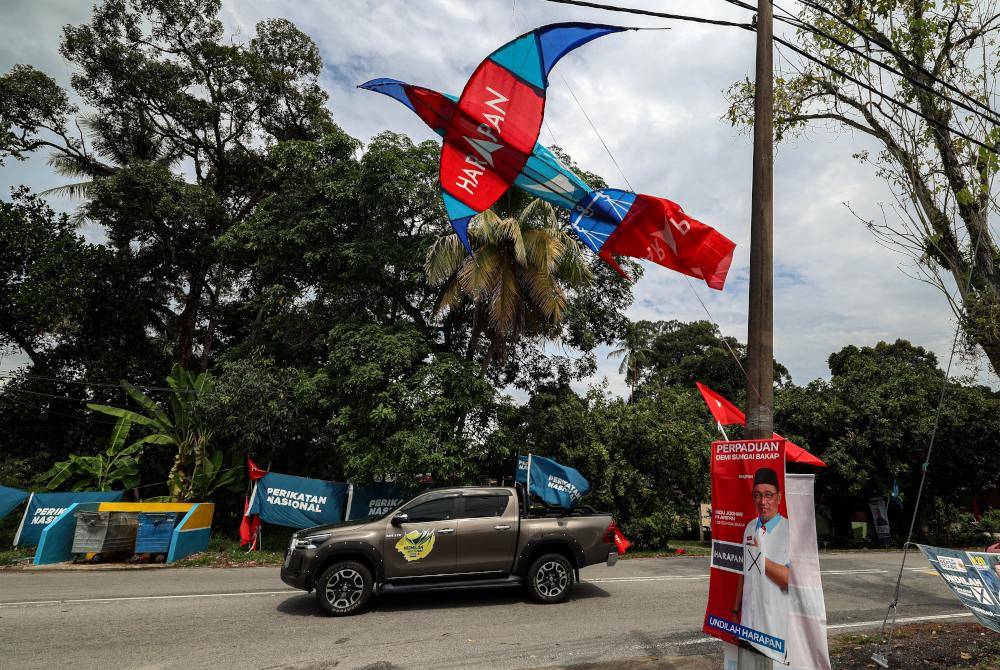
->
left=361, top=23, right=736, bottom=290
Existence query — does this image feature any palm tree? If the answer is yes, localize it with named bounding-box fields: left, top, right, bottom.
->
left=610, top=320, right=655, bottom=400
left=41, top=112, right=179, bottom=223
left=425, top=199, right=592, bottom=373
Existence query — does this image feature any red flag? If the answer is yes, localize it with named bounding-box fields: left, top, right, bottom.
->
left=695, top=382, right=746, bottom=425
left=695, top=383, right=827, bottom=467
left=238, top=496, right=261, bottom=548
left=600, top=195, right=736, bottom=290
left=781, top=435, right=826, bottom=467
left=607, top=521, right=631, bottom=555
left=247, top=458, right=268, bottom=481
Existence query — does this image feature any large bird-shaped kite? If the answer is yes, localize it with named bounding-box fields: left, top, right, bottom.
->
left=361, top=23, right=736, bottom=290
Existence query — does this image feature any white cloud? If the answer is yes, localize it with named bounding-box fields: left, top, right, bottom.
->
left=1, top=0, right=994, bottom=389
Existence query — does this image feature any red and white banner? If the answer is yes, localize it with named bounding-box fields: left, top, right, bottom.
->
left=704, top=438, right=790, bottom=663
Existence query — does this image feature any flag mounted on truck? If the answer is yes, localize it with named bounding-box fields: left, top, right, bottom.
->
left=517, top=454, right=590, bottom=509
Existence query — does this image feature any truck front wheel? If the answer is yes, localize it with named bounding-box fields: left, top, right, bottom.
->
left=527, top=553, right=573, bottom=604
left=315, top=560, right=373, bottom=616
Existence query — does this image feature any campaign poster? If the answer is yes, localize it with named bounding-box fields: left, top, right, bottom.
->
left=704, top=438, right=790, bottom=663
left=868, top=497, right=891, bottom=544
left=247, top=472, right=349, bottom=529
left=919, top=545, right=1000, bottom=633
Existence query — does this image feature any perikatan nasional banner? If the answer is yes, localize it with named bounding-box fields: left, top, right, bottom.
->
left=14, top=490, right=124, bottom=547
left=247, top=472, right=349, bottom=529
left=704, top=438, right=790, bottom=663
left=919, top=545, right=1000, bottom=633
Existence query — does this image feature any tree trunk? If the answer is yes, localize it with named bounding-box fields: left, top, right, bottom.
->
left=176, top=270, right=206, bottom=368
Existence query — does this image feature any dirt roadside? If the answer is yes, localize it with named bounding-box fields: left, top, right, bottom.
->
left=528, top=622, right=1000, bottom=670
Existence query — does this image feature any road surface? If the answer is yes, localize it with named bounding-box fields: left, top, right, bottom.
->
left=0, top=552, right=967, bottom=669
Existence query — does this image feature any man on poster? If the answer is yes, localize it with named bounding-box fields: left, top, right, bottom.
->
left=704, top=438, right=791, bottom=664
left=732, top=467, right=790, bottom=656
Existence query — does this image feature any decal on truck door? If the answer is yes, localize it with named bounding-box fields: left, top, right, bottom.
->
left=395, top=530, right=436, bottom=562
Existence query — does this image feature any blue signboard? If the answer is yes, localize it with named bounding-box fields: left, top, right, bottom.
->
left=0, top=485, right=28, bottom=521
left=14, top=490, right=124, bottom=547
left=523, top=454, right=590, bottom=509
left=248, top=472, right=349, bottom=529
left=345, top=482, right=414, bottom=520
left=919, top=545, right=1000, bottom=633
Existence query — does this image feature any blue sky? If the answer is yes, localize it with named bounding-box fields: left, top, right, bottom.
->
left=1, top=0, right=994, bottom=394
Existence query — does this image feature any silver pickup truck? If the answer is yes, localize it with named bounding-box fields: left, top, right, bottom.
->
left=280, top=486, right=620, bottom=615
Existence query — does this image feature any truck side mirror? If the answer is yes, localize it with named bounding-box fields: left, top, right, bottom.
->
left=391, top=513, right=408, bottom=526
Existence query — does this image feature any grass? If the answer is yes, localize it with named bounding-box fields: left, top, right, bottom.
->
left=172, top=533, right=288, bottom=568
left=0, top=547, right=34, bottom=567
left=622, top=540, right=712, bottom=559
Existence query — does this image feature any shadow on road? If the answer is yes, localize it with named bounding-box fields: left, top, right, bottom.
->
left=276, top=582, right=611, bottom=617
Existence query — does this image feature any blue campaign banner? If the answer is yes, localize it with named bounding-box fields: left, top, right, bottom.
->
left=919, top=545, right=1000, bottom=633
left=526, top=454, right=590, bottom=509
left=248, top=472, right=349, bottom=529
left=0, top=485, right=28, bottom=521
left=515, top=455, right=529, bottom=484
left=345, top=482, right=414, bottom=520
left=14, top=490, right=124, bottom=547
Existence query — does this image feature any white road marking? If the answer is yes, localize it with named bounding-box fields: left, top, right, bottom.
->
left=0, top=566, right=942, bottom=607
left=585, top=568, right=926, bottom=583
left=827, top=611, right=972, bottom=629
left=0, top=589, right=296, bottom=608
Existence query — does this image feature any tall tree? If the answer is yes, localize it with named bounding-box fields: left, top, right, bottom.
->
left=726, top=0, right=1000, bottom=375
left=0, top=0, right=334, bottom=367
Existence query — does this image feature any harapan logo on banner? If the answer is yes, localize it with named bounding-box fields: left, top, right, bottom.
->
left=704, top=438, right=790, bottom=663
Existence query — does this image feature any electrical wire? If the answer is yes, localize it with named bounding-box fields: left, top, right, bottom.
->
left=541, top=0, right=999, bottom=154
left=793, top=0, right=1000, bottom=123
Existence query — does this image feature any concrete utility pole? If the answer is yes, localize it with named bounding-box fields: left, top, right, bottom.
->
left=745, top=0, right=775, bottom=441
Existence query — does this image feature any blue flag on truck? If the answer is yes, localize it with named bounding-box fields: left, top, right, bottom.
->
left=14, top=490, right=124, bottom=547
left=0, top=485, right=28, bottom=522
left=521, top=454, right=590, bottom=509
left=919, top=545, right=1000, bottom=633
left=247, top=472, right=349, bottom=529
left=345, top=482, right=414, bottom=520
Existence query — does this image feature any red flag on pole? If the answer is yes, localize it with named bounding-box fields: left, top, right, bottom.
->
left=247, top=458, right=268, bottom=481
left=696, top=382, right=746, bottom=425
left=239, top=496, right=262, bottom=548
left=695, top=382, right=827, bottom=467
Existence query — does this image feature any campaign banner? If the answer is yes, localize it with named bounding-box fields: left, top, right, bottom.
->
left=0, top=485, right=28, bottom=521
left=14, top=490, right=124, bottom=547
left=868, top=497, right=891, bottom=544
left=704, top=438, right=790, bottom=663
left=918, top=545, right=1000, bottom=633
left=521, top=454, right=589, bottom=509
left=515, top=454, right=529, bottom=484
left=345, top=482, right=414, bottom=520
left=247, top=472, right=349, bottom=529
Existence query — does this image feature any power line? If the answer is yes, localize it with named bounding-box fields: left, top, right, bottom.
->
left=792, top=0, right=1000, bottom=124
left=543, top=0, right=754, bottom=29
left=541, top=0, right=998, bottom=154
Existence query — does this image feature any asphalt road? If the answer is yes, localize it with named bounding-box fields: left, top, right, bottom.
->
left=0, top=552, right=968, bottom=670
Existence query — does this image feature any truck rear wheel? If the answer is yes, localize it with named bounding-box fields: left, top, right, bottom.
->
left=527, top=553, right=573, bottom=604
left=315, top=560, right=373, bottom=616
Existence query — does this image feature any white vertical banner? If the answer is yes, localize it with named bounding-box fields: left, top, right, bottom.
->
left=785, top=474, right=831, bottom=670
left=726, top=475, right=830, bottom=669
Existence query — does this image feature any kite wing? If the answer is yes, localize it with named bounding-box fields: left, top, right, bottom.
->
left=439, top=23, right=632, bottom=251
left=361, top=76, right=737, bottom=290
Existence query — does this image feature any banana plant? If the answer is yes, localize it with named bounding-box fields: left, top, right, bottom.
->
left=40, top=416, right=145, bottom=491
left=87, top=364, right=229, bottom=501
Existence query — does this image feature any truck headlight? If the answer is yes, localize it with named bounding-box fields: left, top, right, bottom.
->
left=293, top=533, right=331, bottom=550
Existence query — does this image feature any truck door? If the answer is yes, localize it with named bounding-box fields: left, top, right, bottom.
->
left=383, top=494, right=458, bottom=579
left=455, top=493, right=518, bottom=574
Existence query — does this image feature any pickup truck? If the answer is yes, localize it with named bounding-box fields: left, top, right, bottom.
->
left=280, top=486, right=621, bottom=615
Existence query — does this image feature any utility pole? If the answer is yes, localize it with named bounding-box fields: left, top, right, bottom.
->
left=745, top=0, right=774, bottom=442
